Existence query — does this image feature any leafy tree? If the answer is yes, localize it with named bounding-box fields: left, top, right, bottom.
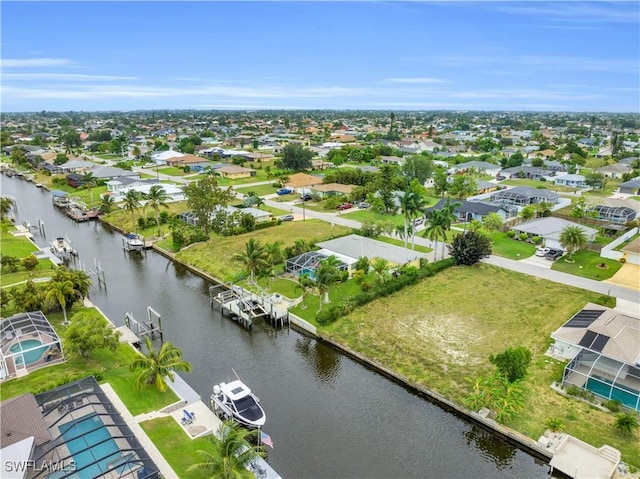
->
left=183, top=176, right=235, bottom=237
left=354, top=256, right=370, bottom=273
left=450, top=230, right=491, bottom=265
left=281, top=143, right=314, bottom=171
left=54, top=152, right=69, bottom=166
left=584, top=172, right=605, bottom=190
left=402, top=155, right=433, bottom=185
left=489, top=346, right=532, bottom=383
left=482, top=212, right=503, bottom=240
left=187, top=419, right=265, bottom=479
left=376, top=165, right=398, bottom=213
left=65, top=311, right=121, bottom=360
left=0, top=196, right=16, bottom=220
left=1, top=255, right=21, bottom=272
left=130, top=336, right=193, bottom=392
left=62, top=130, right=81, bottom=153
left=613, top=413, right=639, bottom=436
left=372, top=258, right=390, bottom=284
left=521, top=205, right=535, bottom=220
left=264, top=241, right=283, bottom=276
left=144, top=185, right=171, bottom=237
left=534, top=201, right=552, bottom=218
left=22, top=254, right=39, bottom=271
left=449, top=175, right=477, bottom=200
left=232, top=238, right=268, bottom=282
left=559, top=225, right=588, bottom=260
left=432, top=167, right=449, bottom=197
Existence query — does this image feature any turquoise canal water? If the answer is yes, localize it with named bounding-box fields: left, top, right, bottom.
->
left=3, top=176, right=551, bottom=479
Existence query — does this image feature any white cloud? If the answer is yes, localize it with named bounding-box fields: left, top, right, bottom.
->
left=496, top=4, right=639, bottom=24
left=2, top=58, right=75, bottom=68
left=2, top=73, right=136, bottom=81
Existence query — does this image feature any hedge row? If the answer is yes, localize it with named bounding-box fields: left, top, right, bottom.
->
left=316, top=257, right=456, bottom=325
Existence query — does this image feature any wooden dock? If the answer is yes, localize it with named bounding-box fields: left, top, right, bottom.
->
left=209, top=283, right=289, bottom=329
left=66, top=206, right=100, bottom=222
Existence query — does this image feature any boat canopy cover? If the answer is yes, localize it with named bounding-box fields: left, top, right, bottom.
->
left=50, top=190, right=69, bottom=197
left=220, top=380, right=252, bottom=401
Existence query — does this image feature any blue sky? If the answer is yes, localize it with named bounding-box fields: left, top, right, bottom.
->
left=2, top=1, right=638, bottom=113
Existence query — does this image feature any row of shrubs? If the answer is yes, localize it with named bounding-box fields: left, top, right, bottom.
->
left=316, top=257, right=456, bottom=325
left=506, top=230, right=543, bottom=244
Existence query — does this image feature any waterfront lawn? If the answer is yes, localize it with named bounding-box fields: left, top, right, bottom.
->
left=101, top=201, right=189, bottom=234
left=289, top=278, right=365, bottom=325
left=319, top=264, right=639, bottom=466
left=489, top=232, right=538, bottom=260
left=551, top=250, right=622, bottom=280
left=0, top=307, right=178, bottom=415
left=1, top=224, right=39, bottom=256
left=140, top=416, right=216, bottom=479
left=174, top=220, right=352, bottom=282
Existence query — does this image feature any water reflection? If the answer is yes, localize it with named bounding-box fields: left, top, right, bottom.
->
left=294, top=336, right=341, bottom=384
left=465, top=425, right=517, bottom=469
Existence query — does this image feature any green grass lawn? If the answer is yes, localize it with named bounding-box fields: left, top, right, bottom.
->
left=342, top=209, right=405, bottom=227
left=1, top=225, right=39, bottom=256
left=0, top=307, right=178, bottom=415
left=489, top=232, right=538, bottom=259
left=173, top=220, right=353, bottom=282
left=101, top=201, right=189, bottom=234
left=235, top=184, right=279, bottom=196
left=140, top=417, right=217, bottom=479
left=290, top=277, right=366, bottom=325
left=158, top=167, right=190, bottom=177
left=502, top=179, right=577, bottom=193
left=374, top=235, right=432, bottom=253
left=551, top=250, right=623, bottom=280
left=319, top=264, right=638, bottom=466
left=43, top=184, right=109, bottom=209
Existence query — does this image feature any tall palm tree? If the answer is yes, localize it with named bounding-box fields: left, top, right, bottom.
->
left=295, top=272, right=315, bottom=309
left=423, top=210, right=446, bottom=261
left=129, top=336, right=193, bottom=392
left=144, top=185, right=170, bottom=237
left=122, top=189, right=142, bottom=228
left=559, top=225, right=587, bottom=260
left=44, top=279, right=77, bottom=325
left=399, top=191, right=418, bottom=249
left=264, top=241, right=283, bottom=277
left=314, top=256, right=342, bottom=310
left=81, top=172, right=97, bottom=207
left=482, top=212, right=503, bottom=241
left=65, top=269, right=92, bottom=299
left=232, top=238, right=268, bottom=283
left=99, top=194, right=115, bottom=214
left=187, top=419, right=264, bottom=479
left=0, top=196, right=16, bottom=220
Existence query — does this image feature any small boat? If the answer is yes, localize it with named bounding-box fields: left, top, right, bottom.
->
left=124, top=233, right=144, bottom=252
left=210, top=378, right=266, bottom=429
left=50, top=236, right=77, bottom=260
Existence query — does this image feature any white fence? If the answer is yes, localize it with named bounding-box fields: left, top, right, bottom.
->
left=600, top=226, right=638, bottom=260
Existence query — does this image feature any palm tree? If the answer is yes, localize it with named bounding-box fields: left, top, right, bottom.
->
left=99, top=194, right=115, bottom=214
left=122, top=189, right=142, bottom=228
left=0, top=196, right=16, bottom=220
left=66, top=269, right=92, bottom=299
left=44, top=279, right=77, bottom=325
left=399, top=191, right=419, bottom=249
left=559, top=225, right=587, bottom=260
left=144, top=185, right=170, bottom=237
left=295, top=272, right=315, bottom=309
left=187, top=419, right=264, bottom=479
left=232, top=238, right=268, bottom=283
left=81, top=172, right=97, bottom=207
left=314, top=256, right=342, bottom=309
left=372, top=258, right=389, bottom=284
left=482, top=212, right=503, bottom=241
left=129, top=336, right=193, bottom=392
left=614, top=413, right=639, bottom=436
left=264, top=241, right=283, bottom=277
left=423, top=210, right=447, bottom=261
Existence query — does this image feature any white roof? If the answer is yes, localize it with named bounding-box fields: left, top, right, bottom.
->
left=0, top=436, right=34, bottom=479
left=151, top=150, right=185, bottom=161
left=220, top=380, right=251, bottom=401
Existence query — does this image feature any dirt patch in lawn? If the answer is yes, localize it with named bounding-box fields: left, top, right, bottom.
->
left=605, top=262, right=640, bottom=290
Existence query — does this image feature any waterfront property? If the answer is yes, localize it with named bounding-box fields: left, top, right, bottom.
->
left=0, top=311, right=63, bottom=381
left=0, top=376, right=161, bottom=479
left=550, top=303, right=640, bottom=411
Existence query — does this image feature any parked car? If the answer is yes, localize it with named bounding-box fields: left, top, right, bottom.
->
left=535, top=247, right=550, bottom=257
left=300, top=193, right=313, bottom=201
left=337, top=203, right=353, bottom=211
left=496, top=175, right=506, bottom=181
left=279, top=214, right=294, bottom=222
left=143, top=162, right=156, bottom=169
left=358, top=202, right=371, bottom=209
left=276, top=188, right=292, bottom=195
left=412, top=217, right=424, bottom=226
left=545, top=249, right=563, bottom=261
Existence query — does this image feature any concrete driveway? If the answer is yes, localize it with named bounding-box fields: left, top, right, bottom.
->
left=518, top=253, right=553, bottom=269
left=605, top=263, right=640, bottom=291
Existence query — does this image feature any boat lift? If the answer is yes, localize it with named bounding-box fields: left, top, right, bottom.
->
left=124, top=306, right=164, bottom=345
left=209, top=283, right=289, bottom=329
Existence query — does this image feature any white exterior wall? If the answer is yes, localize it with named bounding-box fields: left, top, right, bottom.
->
left=550, top=340, right=581, bottom=360
left=600, top=227, right=638, bottom=260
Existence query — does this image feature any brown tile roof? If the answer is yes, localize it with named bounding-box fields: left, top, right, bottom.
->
left=311, top=183, right=356, bottom=194
left=0, top=394, right=51, bottom=448
left=217, top=165, right=255, bottom=174
left=285, top=173, right=324, bottom=188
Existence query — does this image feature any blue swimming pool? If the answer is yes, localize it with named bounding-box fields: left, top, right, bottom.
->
left=10, top=339, right=48, bottom=365
left=586, top=377, right=640, bottom=411
left=58, top=413, right=132, bottom=478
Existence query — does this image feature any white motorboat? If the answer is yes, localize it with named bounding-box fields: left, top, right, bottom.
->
left=124, top=233, right=144, bottom=252
left=210, top=379, right=266, bottom=429
left=50, top=236, right=76, bottom=259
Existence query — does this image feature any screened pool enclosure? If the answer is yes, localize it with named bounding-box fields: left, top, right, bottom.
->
left=285, top=251, right=348, bottom=278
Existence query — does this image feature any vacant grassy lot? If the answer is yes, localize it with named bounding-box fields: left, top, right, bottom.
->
left=0, top=223, right=57, bottom=287
left=140, top=416, right=216, bottom=479
left=101, top=201, right=189, bottom=234
left=501, top=179, right=576, bottom=193
left=342, top=209, right=405, bottom=227
left=551, top=250, right=623, bottom=280
left=235, top=184, right=279, bottom=196
left=174, top=220, right=352, bottom=282
left=321, top=264, right=638, bottom=465
left=0, top=307, right=178, bottom=415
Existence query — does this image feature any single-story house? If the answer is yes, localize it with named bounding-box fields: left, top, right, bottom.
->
left=427, top=198, right=514, bottom=222
left=598, top=163, right=632, bottom=179
left=617, top=177, right=640, bottom=195
left=587, top=198, right=638, bottom=224
left=451, top=161, right=501, bottom=177
left=59, top=159, right=97, bottom=173
left=90, top=165, right=139, bottom=180
left=475, top=180, right=500, bottom=195
left=512, top=217, right=597, bottom=250
left=379, top=155, right=404, bottom=166
left=108, top=181, right=184, bottom=202
left=309, top=183, right=356, bottom=198
left=500, top=166, right=549, bottom=180
left=150, top=150, right=184, bottom=165
left=311, top=159, right=335, bottom=170
left=106, top=176, right=162, bottom=194
left=490, top=187, right=559, bottom=206
left=164, top=154, right=206, bottom=167
left=216, top=165, right=256, bottom=179
left=550, top=303, right=640, bottom=411
left=316, top=234, right=427, bottom=268
left=285, top=173, right=324, bottom=192
left=554, top=174, right=588, bottom=188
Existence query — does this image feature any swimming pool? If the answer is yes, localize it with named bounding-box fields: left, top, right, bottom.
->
left=9, top=339, right=49, bottom=365
left=586, top=377, right=640, bottom=411
left=58, top=413, right=133, bottom=478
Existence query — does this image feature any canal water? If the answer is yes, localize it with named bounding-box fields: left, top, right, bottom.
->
left=2, top=176, right=550, bottom=479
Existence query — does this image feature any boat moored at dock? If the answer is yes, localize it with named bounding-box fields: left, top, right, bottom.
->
left=50, top=236, right=77, bottom=260
left=210, top=378, right=266, bottom=429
